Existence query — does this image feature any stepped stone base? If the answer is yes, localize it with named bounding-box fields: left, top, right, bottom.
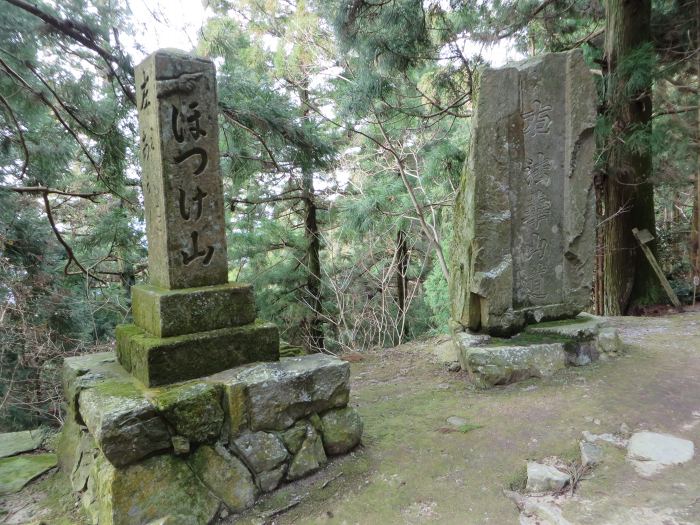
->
left=454, top=314, right=623, bottom=388
left=116, top=321, right=279, bottom=387
left=58, top=352, right=363, bottom=525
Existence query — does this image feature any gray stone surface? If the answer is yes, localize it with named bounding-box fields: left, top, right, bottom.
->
left=231, top=431, right=288, bottom=474
left=188, top=444, right=257, bottom=512
left=287, top=425, right=327, bottom=480
left=77, top=371, right=171, bottom=467
left=320, top=407, right=363, bottom=455
left=580, top=441, right=603, bottom=467
left=450, top=49, right=596, bottom=336
left=525, top=461, right=570, bottom=493
left=132, top=282, right=256, bottom=337
left=461, top=343, right=567, bottom=388
left=0, top=429, right=45, bottom=459
left=210, top=355, right=350, bottom=433
left=135, top=50, right=228, bottom=290
left=596, top=327, right=624, bottom=354
left=627, top=431, right=694, bottom=476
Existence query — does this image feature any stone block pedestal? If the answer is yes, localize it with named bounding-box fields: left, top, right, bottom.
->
left=454, top=314, right=623, bottom=388
left=58, top=352, right=363, bottom=525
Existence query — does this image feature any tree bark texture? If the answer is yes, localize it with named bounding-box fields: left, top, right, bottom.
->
left=603, top=0, right=661, bottom=314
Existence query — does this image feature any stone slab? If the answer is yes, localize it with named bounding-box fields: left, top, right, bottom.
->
left=147, top=381, right=224, bottom=443
left=0, top=453, right=57, bottom=495
left=450, top=49, right=596, bottom=336
left=525, top=314, right=608, bottom=340
left=116, top=320, right=279, bottom=387
left=132, top=282, right=256, bottom=337
left=78, top=372, right=171, bottom=467
left=136, top=50, right=228, bottom=290
left=63, top=352, right=128, bottom=417
left=0, top=429, right=45, bottom=459
left=463, top=343, right=568, bottom=388
left=210, top=354, right=350, bottom=434
left=91, top=452, right=219, bottom=525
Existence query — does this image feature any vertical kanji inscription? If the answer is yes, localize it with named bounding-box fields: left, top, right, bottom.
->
left=135, top=50, right=228, bottom=289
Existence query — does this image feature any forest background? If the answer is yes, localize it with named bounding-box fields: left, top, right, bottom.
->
left=0, top=0, right=698, bottom=430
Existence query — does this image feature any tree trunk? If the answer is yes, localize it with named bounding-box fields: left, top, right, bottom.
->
left=692, top=0, right=700, bottom=291
left=602, top=0, right=661, bottom=314
left=396, top=229, right=408, bottom=340
left=299, top=86, right=324, bottom=352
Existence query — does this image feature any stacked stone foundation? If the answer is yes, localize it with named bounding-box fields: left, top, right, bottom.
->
left=58, top=351, right=363, bottom=524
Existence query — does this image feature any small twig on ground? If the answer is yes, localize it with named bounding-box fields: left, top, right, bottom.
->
left=321, top=472, right=343, bottom=489
left=260, top=494, right=308, bottom=524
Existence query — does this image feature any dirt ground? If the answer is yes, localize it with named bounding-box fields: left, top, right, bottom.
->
left=4, top=311, right=700, bottom=524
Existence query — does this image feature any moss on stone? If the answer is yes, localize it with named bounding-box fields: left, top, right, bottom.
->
left=132, top=282, right=256, bottom=338
left=94, top=452, right=219, bottom=525
left=487, top=332, right=575, bottom=347
left=0, top=454, right=57, bottom=495
left=148, top=381, right=224, bottom=443
left=117, top=320, right=279, bottom=387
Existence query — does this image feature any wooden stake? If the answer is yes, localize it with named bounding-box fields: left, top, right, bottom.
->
left=632, top=228, right=683, bottom=311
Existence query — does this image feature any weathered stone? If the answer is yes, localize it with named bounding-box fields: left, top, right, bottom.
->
left=450, top=50, right=597, bottom=336
left=93, top=452, right=219, bottom=525
left=525, top=314, right=607, bottom=341
left=0, top=453, right=57, bottom=495
left=135, top=50, right=228, bottom=290
left=149, top=381, right=224, bottom=442
left=580, top=441, right=603, bottom=467
left=525, top=461, right=570, bottom=493
left=565, top=340, right=599, bottom=366
left=132, top=282, right=256, bottom=337
left=171, top=436, right=190, bottom=455
left=287, top=425, right=327, bottom=480
left=116, top=321, right=279, bottom=387
left=320, top=407, right=363, bottom=455
left=280, top=420, right=308, bottom=454
left=62, top=352, right=127, bottom=417
left=231, top=431, right=288, bottom=474
left=78, top=377, right=171, bottom=467
left=627, top=431, right=694, bottom=477
left=210, top=355, right=350, bottom=433
left=596, top=327, right=623, bottom=354
left=189, top=444, right=257, bottom=512
left=257, top=463, right=287, bottom=492
left=0, top=428, right=45, bottom=458
left=461, top=343, right=567, bottom=388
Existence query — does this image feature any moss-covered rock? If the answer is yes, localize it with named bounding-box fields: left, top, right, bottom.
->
left=463, top=343, right=567, bottom=388
left=62, top=352, right=128, bottom=418
left=320, top=407, right=363, bottom=455
left=116, top=320, right=279, bottom=387
left=92, top=452, right=219, bottom=525
left=149, top=381, right=224, bottom=443
left=131, top=282, right=256, bottom=338
left=279, top=421, right=308, bottom=454
left=0, top=453, right=57, bottom=495
left=210, top=355, right=350, bottom=432
left=0, top=428, right=45, bottom=458
left=189, top=444, right=256, bottom=512
left=78, top=378, right=170, bottom=467
left=287, top=425, right=326, bottom=481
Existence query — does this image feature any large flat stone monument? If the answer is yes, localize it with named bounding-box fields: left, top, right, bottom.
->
left=450, top=49, right=597, bottom=337
left=449, top=50, right=622, bottom=388
left=58, top=50, right=363, bottom=524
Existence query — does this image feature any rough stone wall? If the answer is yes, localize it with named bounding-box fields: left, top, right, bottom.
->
left=449, top=50, right=597, bottom=336
left=58, top=352, right=363, bottom=525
